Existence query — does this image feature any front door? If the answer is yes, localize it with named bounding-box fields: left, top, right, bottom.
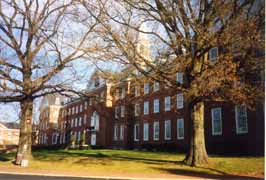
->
left=91, top=133, right=96, bottom=145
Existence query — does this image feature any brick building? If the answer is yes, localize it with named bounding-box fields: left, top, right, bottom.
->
left=36, top=65, right=264, bottom=154
left=36, top=4, right=264, bottom=154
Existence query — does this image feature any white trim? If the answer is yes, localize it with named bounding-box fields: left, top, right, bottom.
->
left=209, top=47, right=218, bottom=62
left=164, top=120, right=171, bottom=140
left=235, top=105, right=248, bottom=134
left=176, top=93, right=184, bottom=109
left=177, top=118, right=184, bottom=140
left=143, top=123, right=149, bottom=141
left=153, top=121, right=159, bottom=141
left=153, top=99, right=159, bottom=113
left=164, top=96, right=171, bottom=111
left=144, top=83, right=149, bottom=94
left=211, top=107, right=222, bottom=135
left=144, top=101, right=149, bottom=115
left=134, top=124, right=139, bottom=141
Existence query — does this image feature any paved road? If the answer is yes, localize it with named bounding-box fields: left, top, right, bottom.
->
left=0, top=174, right=126, bottom=180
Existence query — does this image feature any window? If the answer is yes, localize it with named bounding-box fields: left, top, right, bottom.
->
left=79, top=117, right=82, bottom=126
left=75, top=118, right=78, bottom=127
left=52, top=133, right=58, bottom=144
left=143, top=123, right=149, bottom=141
left=84, top=114, right=87, bottom=124
left=177, top=118, right=184, bottom=139
left=164, top=96, right=171, bottom=111
left=154, top=81, right=160, bottom=92
left=80, top=104, right=83, bottom=112
left=135, top=86, right=140, bottom=96
left=120, top=125, right=124, bottom=140
left=121, top=106, right=125, bottom=118
left=77, top=131, right=81, bottom=142
left=84, top=101, right=87, bottom=109
left=176, top=93, right=184, bottom=109
left=176, top=72, right=183, bottom=84
left=55, top=97, right=60, bottom=105
left=121, top=88, right=126, bottom=99
left=115, top=89, right=120, bottom=100
left=135, top=103, right=140, bottom=116
left=209, top=47, right=218, bottom=62
left=114, top=125, right=118, bottom=141
left=211, top=108, right=222, bottom=135
left=94, top=77, right=100, bottom=87
left=72, top=107, right=75, bottom=115
left=164, top=120, right=171, bottom=140
left=144, top=101, right=149, bottom=115
left=153, top=121, right=159, bottom=141
left=153, top=99, right=159, bottom=113
left=134, top=124, right=139, bottom=141
left=71, top=119, right=74, bottom=128
left=75, top=106, right=78, bottom=114
left=115, top=106, right=119, bottom=118
left=235, top=105, right=248, bottom=134
left=144, top=83, right=149, bottom=94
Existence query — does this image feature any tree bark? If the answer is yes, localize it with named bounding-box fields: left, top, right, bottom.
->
left=15, top=98, right=33, bottom=166
left=184, top=101, right=209, bottom=167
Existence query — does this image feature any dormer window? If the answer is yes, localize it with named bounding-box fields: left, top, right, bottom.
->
left=55, top=97, right=60, bottom=105
left=209, top=47, right=218, bottom=62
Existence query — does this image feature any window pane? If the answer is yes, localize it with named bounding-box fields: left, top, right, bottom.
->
left=211, top=108, right=222, bottom=135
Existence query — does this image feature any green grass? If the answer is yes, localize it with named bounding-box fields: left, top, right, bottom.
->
left=0, top=149, right=264, bottom=179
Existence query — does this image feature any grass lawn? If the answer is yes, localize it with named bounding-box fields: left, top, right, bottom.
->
left=0, top=149, right=264, bottom=179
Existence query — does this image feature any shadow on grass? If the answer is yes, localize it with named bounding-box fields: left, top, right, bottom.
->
left=33, top=150, right=178, bottom=165
left=154, top=167, right=264, bottom=179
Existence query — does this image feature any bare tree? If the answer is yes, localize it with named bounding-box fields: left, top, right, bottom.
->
left=80, top=0, right=264, bottom=166
left=0, top=0, right=101, bottom=165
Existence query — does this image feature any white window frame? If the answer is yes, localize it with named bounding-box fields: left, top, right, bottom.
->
left=121, top=106, right=125, bottom=118
left=235, top=105, right=248, bottom=134
left=177, top=118, right=184, bottom=139
left=154, top=81, right=160, bottom=92
left=211, top=107, right=222, bottom=135
left=80, top=104, right=83, bottom=112
left=144, top=83, right=149, bottom=94
left=134, top=124, right=140, bottom=141
left=176, top=72, right=183, bottom=84
left=135, top=86, right=140, bottom=97
left=135, top=103, right=140, bottom=116
left=75, top=106, right=78, bottom=114
left=79, top=117, right=82, bottom=126
left=115, top=106, right=119, bottom=118
left=176, top=93, right=184, bottom=109
left=120, top=125, right=124, bottom=140
left=209, top=47, right=218, bottom=62
left=144, top=101, right=149, bottom=115
left=75, top=118, right=78, bottom=127
left=164, top=120, right=171, bottom=140
left=84, top=101, right=87, bottom=109
left=114, top=125, right=118, bottom=141
left=164, top=96, right=171, bottom=111
left=153, top=99, right=159, bottom=113
left=115, top=89, right=120, bottom=100
left=153, top=121, right=159, bottom=141
left=143, top=123, right=149, bottom=141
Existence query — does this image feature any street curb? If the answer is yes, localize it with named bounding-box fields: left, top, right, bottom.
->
left=0, top=171, right=200, bottom=180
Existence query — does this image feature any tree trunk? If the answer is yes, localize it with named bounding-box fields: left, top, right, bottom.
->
left=15, top=98, right=33, bottom=166
left=184, top=101, right=209, bottom=167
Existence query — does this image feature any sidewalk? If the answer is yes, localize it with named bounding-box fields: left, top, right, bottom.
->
left=0, top=166, right=200, bottom=180
left=0, top=166, right=263, bottom=180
